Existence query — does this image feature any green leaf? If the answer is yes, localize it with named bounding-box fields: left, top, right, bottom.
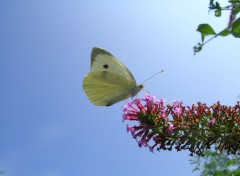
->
left=197, top=24, right=216, bottom=35
left=215, top=9, right=221, bottom=17
left=209, top=0, right=214, bottom=6
left=193, top=43, right=203, bottom=55
left=218, top=28, right=230, bottom=36
left=229, top=0, right=240, bottom=3
left=197, top=24, right=216, bottom=42
left=233, top=6, right=240, bottom=14
left=209, top=0, right=221, bottom=10
left=230, top=169, right=240, bottom=175
left=227, top=160, right=235, bottom=167
left=231, top=17, right=240, bottom=38
left=215, top=2, right=220, bottom=8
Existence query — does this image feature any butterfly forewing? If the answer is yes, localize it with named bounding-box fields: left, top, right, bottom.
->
left=91, top=47, right=136, bottom=82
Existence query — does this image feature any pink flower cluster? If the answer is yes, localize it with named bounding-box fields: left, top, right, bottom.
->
left=123, top=94, right=240, bottom=156
left=123, top=94, right=179, bottom=153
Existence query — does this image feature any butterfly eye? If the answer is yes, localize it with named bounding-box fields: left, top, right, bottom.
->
left=103, top=64, right=109, bottom=69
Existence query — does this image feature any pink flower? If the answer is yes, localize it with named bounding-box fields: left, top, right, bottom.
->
left=126, top=124, right=135, bottom=134
left=168, top=123, right=175, bottom=133
left=160, top=112, right=168, bottom=121
left=172, top=100, right=179, bottom=107
left=123, top=94, right=240, bottom=156
left=174, top=107, right=181, bottom=115
left=209, top=118, right=216, bottom=126
left=160, top=98, right=166, bottom=103
left=138, top=139, right=148, bottom=147
left=142, top=94, right=156, bottom=102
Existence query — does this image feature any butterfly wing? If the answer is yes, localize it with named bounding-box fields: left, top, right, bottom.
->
left=83, top=71, right=139, bottom=106
left=91, top=47, right=136, bottom=82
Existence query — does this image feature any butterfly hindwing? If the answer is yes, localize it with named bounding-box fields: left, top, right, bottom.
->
left=83, top=71, right=136, bottom=106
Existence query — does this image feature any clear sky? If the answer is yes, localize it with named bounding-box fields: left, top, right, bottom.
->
left=1, top=1, right=240, bottom=176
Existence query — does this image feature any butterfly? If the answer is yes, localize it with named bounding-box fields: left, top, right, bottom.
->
left=82, top=47, right=143, bottom=106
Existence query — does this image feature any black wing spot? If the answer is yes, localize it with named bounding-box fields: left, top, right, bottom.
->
left=103, top=64, right=109, bottom=69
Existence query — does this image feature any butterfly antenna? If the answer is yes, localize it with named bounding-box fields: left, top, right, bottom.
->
left=143, top=87, right=150, bottom=94
left=142, top=69, right=164, bottom=84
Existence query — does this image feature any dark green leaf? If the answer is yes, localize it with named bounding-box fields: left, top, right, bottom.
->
left=227, top=160, right=235, bottom=167
left=209, top=0, right=214, bottom=6
left=209, top=0, right=221, bottom=10
left=197, top=24, right=216, bottom=42
left=233, top=6, right=240, bottom=14
left=218, top=28, right=230, bottom=36
left=215, top=9, right=221, bottom=17
left=193, top=43, right=203, bottom=55
left=228, top=0, right=240, bottom=3
left=231, top=17, right=240, bottom=37
left=230, top=169, right=240, bottom=175
left=197, top=24, right=216, bottom=35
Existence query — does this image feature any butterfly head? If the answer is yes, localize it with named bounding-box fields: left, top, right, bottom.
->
left=131, top=84, right=144, bottom=97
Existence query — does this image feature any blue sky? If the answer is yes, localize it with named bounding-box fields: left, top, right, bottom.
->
left=1, top=1, right=240, bottom=176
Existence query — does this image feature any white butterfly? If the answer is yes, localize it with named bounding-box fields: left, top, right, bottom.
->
left=82, top=47, right=143, bottom=106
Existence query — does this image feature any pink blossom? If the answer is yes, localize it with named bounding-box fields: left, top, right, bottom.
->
left=138, top=139, right=148, bottom=147
left=123, top=94, right=240, bottom=156
left=168, top=123, right=175, bottom=133
left=126, top=124, right=135, bottom=134
left=174, top=107, right=182, bottom=115
left=142, top=94, right=156, bottom=102
left=160, top=98, right=166, bottom=103
left=209, top=118, right=216, bottom=126
left=172, top=100, right=179, bottom=107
